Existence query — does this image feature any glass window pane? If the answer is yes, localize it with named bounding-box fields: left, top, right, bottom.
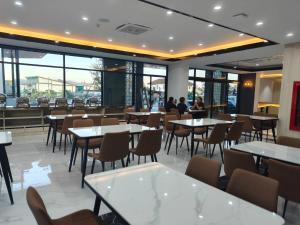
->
left=143, top=64, right=166, bottom=76
left=18, top=50, right=63, bottom=67
left=3, top=49, right=17, bottom=63
left=213, top=70, right=226, bottom=79
left=212, top=82, right=227, bottom=116
left=3, top=63, right=17, bottom=106
left=19, top=65, right=64, bottom=104
left=187, top=79, right=194, bottom=106
left=151, top=77, right=165, bottom=111
left=65, top=69, right=101, bottom=104
left=65, top=55, right=103, bottom=70
left=195, top=69, right=206, bottom=78
left=189, top=69, right=194, bottom=77
left=228, top=82, right=238, bottom=113
left=228, top=73, right=239, bottom=81
left=142, top=76, right=151, bottom=109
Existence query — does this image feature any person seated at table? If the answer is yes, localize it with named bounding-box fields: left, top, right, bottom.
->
left=191, top=97, right=205, bottom=110
left=165, top=97, right=177, bottom=112
left=177, top=97, right=188, bottom=115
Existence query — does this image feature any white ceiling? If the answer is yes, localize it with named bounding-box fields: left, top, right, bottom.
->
left=0, top=0, right=298, bottom=70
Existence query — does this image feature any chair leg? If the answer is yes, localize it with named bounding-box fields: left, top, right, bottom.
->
left=154, top=154, right=158, bottom=162
left=219, top=143, right=224, bottom=163
left=112, top=162, right=116, bottom=169
left=144, top=156, right=146, bottom=163
left=138, top=156, right=140, bottom=165
left=121, top=159, right=125, bottom=168
left=210, top=144, right=216, bottom=158
left=186, top=137, right=190, bottom=152
left=73, top=146, right=78, bottom=165
left=64, top=134, right=67, bottom=155
left=283, top=199, right=288, bottom=218
left=195, top=141, right=199, bottom=154
left=91, top=159, right=96, bottom=174
left=126, top=154, right=130, bottom=166
left=59, top=133, right=62, bottom=150
left=176, top=137, right=178, bottom=154
left=151, top=155, right=154, bottom=162
left=101, top=162, right=105, bottom=171
left=180, top=137, right=184, bottom=148
left=164, top=133, right=170, bottom=150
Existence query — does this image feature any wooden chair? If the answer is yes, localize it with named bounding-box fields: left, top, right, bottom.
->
left=71, top=109, right=85, bottom=114
left=185, top=156, right=221, bottom=187
left=146, top=113, right=161, bottom=128
left=26, top=186, right=101, bottom=225
left=268, top=159, right=300, bottom=217
left=227, top=169, right=279, bottom=212
left=89, top=131, right=130, bottom=173
left=236, top=115, right=256, bottom=142
left=101, top=117, right=119, bottom=126
left=224, top=121, right=244, bottom=147
left=124, top=107, right=139, bottom=124
left=164, top=115, right=178, bottom=150
left=217, top=112, right=232, bottom=121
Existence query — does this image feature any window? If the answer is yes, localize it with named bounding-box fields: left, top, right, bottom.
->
left=189, top=69, right=194, bottom=77
left=143, top=64, right=167, bottom=76
left=213, top=70, right=226, bottom=79
left=151, top=77, right=165, bottom=111
left=65, top=55, right=103, bottom=70
left=19, top=51, right=63, bottom=67
left=228, top=73, right=239, bottom=81
left=195, top=69, right=206, bottom=78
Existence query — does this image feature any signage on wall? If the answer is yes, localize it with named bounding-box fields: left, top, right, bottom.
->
left=290, top=81, right=300, bottom=131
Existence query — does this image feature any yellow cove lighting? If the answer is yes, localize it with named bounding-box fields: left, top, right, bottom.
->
left=0, top=25, right=266, bottom=60
left=257, top=103, right=280, bottom=108
left=260, top=74, right=283, bottom=78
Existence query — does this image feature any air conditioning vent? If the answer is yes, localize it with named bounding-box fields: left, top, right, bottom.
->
left=232, top=13, right=248, bottom=19
left=116, top=23, right=152, bottom=35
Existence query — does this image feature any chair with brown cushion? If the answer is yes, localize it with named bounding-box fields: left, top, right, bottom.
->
left=236, top=115, right=256, bottom=142
left=164, top=115, right=178, bottom=150
left=194, top=123, right=228, bottom=162
left=88, top=115, right=102, bottom=126
left=252, top=113, right=278, bottom=142
left=72, top=119, right=102, bottom=166
left=101, top=117, right=119, bottom=126
left=227, top=169, right=279, bottom=212
left=277, top=136, right=300, bottom=148
left=71, top=109, right=85, bottom=115
left=124, top=107, right=139, bottom=124
left=167, top=108, right=180, bottom=118
left=139, top=108, right=150, bottom=124
left=268, top=159, right=300, bottom=217
left=26, top=186, right=101, bottom=225
left=224, top=121, right=244, bottom=147
left=129, top=129, right=163, bottom=164
left=185, top=156, right=221, bottom=187
left=146, top=113, right=161, bottom=128
left=16, top=97, right=30, bottom=108
left=51, top=110, right=67, bottom=115
left=55, top=97, right=68, bottom=109
left=217, top=112, right=232, bottom=121
left=174, top=114, right=192, bottom=154
left=57, top=116, right=81, bottom=154
left=89, top=131, right=130, bottom=173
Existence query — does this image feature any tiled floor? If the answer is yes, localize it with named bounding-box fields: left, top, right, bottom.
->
left=0, top=127, right=299, bottom=225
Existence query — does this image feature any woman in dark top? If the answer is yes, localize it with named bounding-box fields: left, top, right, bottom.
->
left=165, top=97, right=177, bottom=112
left=191, top=97, right=206, bottom=118
left=177, top=97, right=188, bottom=115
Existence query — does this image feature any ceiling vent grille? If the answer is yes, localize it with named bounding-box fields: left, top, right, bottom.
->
left=115, top=23, right=152, bottom=35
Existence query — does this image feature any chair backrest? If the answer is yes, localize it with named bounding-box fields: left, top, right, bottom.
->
left=146, top=113, right=161, bottom=128
left=268, top=159, right=300, bottom=203
left=88, top=115, right=102, bottom=126
left=236, top=115, right=253, bottom=132
left=227, top=169, right=279, bottom=212
left=73, top=119, right=94, bottom=128
left=101, top=117, right=119, bottom=126
left=185, top=156, right=221, bottom=187
left=71, top=109, right=86, bottom=115
left=167, top=108, right=180, bottom=118
left=140, top=108, right=150, bottom=112
left=51, top=110, right=66, bottom=115
left=55, top=97, right=68, bottom=108
left=26, top=186, right=53, bottom=225
left=224, top=149, right=257, bottom=177
left=277, top=136, right=300, bottom=148
left=37, top=97, right=49, bottom=107
left=61, top=116, right=81, bottom=133
left=227, top=121, right=244, bottom=140
left=16, top=97, right=30, bottom=108
left=164, top=115, right=178, bottom=132
left=208, top=123, right=228, bottom=144
left=72, top=98, right=85, bottom=108
left=180, top=114, right=193, bottom=120
left=87, top=97, right=100, bottom=106
left=217, top=112, right=232, bottom=121
left=99, top=131, right=130, bottom=161
left=135, top=129, right=163, bottom=155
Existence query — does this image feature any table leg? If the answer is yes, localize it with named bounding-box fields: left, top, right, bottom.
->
left=93, top=196, right=101, bottom=215
left=167, top=124, right=176, bottom=154
left=0, top=146, right=14, bottom=204
left=68, top=136, right=77, bottom=172
left=1, top=148, right=13, bottom=182
left=256, top=156, right=261, bottom=169
left=46, top=121, right=52, bottom=146
left=259, top=121, right=263, bottom=141
left=81, top=138, right=89, bottom=188
left=271, top=120, right=276, bottom=143
left=190, top=127, right=195, bottom=158
left=52, top=121, right=57, bottom=153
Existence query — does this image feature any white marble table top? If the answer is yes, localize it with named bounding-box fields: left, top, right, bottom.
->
left=232, top=141, right=300, bottom=165
left=231, top=114, right=278, bottom=121
left=69, top=124, right=153, bottom=138
left=170, top=118, right=232, bottom=127
left=47, top=113, right=125, bottom=121
left=85, top=163, right=284, bottom=225
left=127, top=112, right=165, bottom=116
left=0, top=131, right=12, bottom=146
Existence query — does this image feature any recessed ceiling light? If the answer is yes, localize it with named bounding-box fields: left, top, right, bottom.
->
left=208, top=23, right=214, bottom=27
left=82, top=16, right=89, bottom=21
left=213, top=5, right=222, bottom=11
left=142, top=44, right=147, bottom=48
left=198, top=43, right=203, bottom=46
left=234, top=66, right=237, bottom=69
left=166, top=10, right=173, bottom=15
left=55, top=40, right=60, bottom=44
left=65, top=31, right=71, bottom=35
left=169, top=36, right=174, bottom=40
left=169, top=49, right=174, bottom=53
left=263, top=40, right=269, bottom=43
left=286, top=32, right=294, bottom=37
left=14, top=1, right=23, bottom=7
left=10, top=20, right=18, bottom=25
left=256, top=21, right=264, bottom=26
left=133, top=54, right=136, bottom=57
left=107, top=38, right=113, bottom=42
left=256, top=63, right=260, bottom=66
left=239, top=33, right=245, bottom=37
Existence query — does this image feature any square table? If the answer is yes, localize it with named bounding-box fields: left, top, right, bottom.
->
left=231, top=141, right=300, bottom=166
left=168, top=118, right=233, bottom=157
left=68, top=124, right=153, bottom=187
left=0, top=131, right=13, bottom=204
left=126, top=112, right=165, bottom=124
left=85, top=162, right=284, bottom=225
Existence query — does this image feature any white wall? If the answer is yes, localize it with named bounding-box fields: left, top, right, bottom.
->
left=278, top=43, right=300, bottom=138
left=167, top=62, right=189, bottom=102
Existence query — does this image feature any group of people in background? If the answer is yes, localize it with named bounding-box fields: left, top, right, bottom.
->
left=165, top=96, right=205, bottom=117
